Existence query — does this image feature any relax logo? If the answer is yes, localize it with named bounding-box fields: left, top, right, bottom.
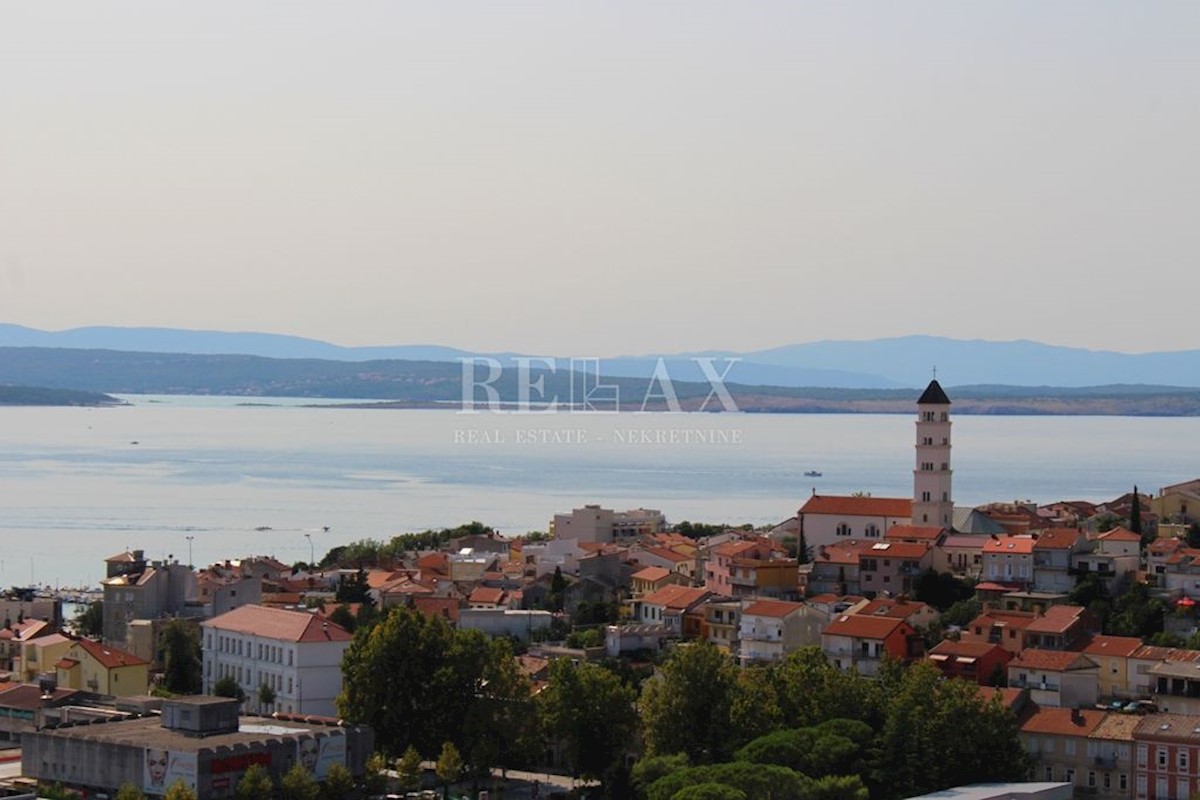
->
left=458, top=357, right=741, bottom=413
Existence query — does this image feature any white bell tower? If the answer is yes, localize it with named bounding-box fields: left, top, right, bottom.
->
left=913, top=378, right=953, bottom=528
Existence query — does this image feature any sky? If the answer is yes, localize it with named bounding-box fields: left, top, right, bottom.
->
left=1, top=2, right=1197, bottom=357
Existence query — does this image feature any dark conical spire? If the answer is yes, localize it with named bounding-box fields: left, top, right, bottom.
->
left=917, top=379, right=951, bottom=405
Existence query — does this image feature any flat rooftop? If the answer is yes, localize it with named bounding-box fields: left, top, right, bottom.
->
left=38, top=714, right=345, bottom=753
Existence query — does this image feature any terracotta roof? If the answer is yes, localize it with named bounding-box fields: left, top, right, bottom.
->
left=941, top=535, right=990, bottom=549
left=800, top=495, right=912, bottom=518
left=859, top=541, right=930, bottom=560
left=742, top=600, right=806, bottom=619
left=27, top=632, right=72, bottom=648
left=1089, top=713, right=1141, bottom=741
left=1077, top=635, right=1144, bottom=659
left=1010, top=649, right=1097, bottom=672
left=202, top=604, right=352, bottom=643
left=632, top=566, right=672, bottom=583
left=712, top=540, right=759, bottom=558
left=974, top=582, right=1022, bottom=592
left=982, top=536, right=1036, bottom=555
left=0, top=684, right=81, bottom=709
left=412, top=596, right=461, bottom=622
left=1033, top=528, right=1084, bottom=550
left=824, top=614, right=911, bottom=640
left=885, top=525, right=945, bottom=542
left=105, top=551, right=140, bottom=563
left=979, top=686, right=1026, bottom=711
left=641, top=585, right=710, bottom=611
left=1131, top=645, right=1200, bottom=663
left=1019, top=706, right=1104, bottom=736
left=641, top=546, right=691, bottom=563
left=968, top=610, right=1037, bottom=631
left=1025, top=605, right=1086, bottom=634
left=468, top=586, right=507, bottom=605
left=929, top=639, right=1006, bottom=658
left=72, top=638, right=148, bottom=669
left=858, top=598, right=931, bottom=620
left=1099, top=527, right=1142, bottom=543
left=1134, top=713, right=1200, bottom=742
left=55, top=658, right=79, bottom=670
left=816, top=541, right=875, bottom=565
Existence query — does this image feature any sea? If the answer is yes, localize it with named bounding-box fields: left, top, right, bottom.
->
left=1, top=394, right=1197, bottom=589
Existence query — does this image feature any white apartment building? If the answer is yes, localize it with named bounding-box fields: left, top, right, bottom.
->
left=200, top=604, right=352, bottom=718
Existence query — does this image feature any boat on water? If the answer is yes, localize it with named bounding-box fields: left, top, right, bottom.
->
left=804, top=470, right=822, bottom=477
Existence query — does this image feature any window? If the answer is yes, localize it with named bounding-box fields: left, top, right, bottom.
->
left=1087, top=771, right=1095, bottom=788
left=1103, top=773, right=1111, bottom=789
left=1180, top=749, right=1189, bottom=771
left=922, top=491, right=931, bottom=502
left=1065, top=740, right=1075, bottom=756
left=1044, top=767, right=1052, bottom=781
left=1158, top=747, right=1167, bottom=768
left=1120, top=774, right=1128, bottom=791
left=1065, top=769, right=1074, bottom=784
left=837, top=523, right=851, bottom=537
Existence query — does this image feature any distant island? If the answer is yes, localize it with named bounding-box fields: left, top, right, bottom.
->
left=0, top=385, right=123, bottom=407
left=1, top=345, right=1199, bottom=415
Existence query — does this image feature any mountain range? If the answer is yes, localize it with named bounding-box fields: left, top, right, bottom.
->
left=3, top=324, right=1200, bottom=389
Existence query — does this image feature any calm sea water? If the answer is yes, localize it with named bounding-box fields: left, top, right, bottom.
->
left=1, top=394, right=1197, bottom=588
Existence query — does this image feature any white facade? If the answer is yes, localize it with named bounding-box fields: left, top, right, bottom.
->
left=201, top=610, right=351, bottom=718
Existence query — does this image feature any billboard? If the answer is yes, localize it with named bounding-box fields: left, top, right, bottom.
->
left=297, top=732, right=346, bottom=779
left=144, top=748, right=198, bottom=795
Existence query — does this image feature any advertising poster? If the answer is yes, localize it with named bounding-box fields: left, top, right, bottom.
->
left=297, top=732, right=346, bottom=779
left=144, top=748, right=198, bottom=795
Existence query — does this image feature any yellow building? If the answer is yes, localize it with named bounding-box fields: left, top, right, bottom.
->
left=55, top=638, right=149, bottom=697
left=15, top=632, right=74, bottom=683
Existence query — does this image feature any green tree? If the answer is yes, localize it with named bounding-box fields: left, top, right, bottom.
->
left=335, top=568, right=374, bottom=605
left=160, top=619, right=202, bottom=695
left=639, top=642, right=739, bottom=763
left=548, top=566, right=567, bottom=612
left=257, top=682, right=277, bottom=712
left=670, top=784, right=747, bottom=800
left=435, top=741, right=465, bottom=799
left=463, top=637, right=537, bottom=778
left=321, top=762, right=354, bottom=799
left=235, top=764, right=274, bottom=800
left=115, top=784, right=146, bottom=800
left=164, top=781, right=198, bottom=800
left=645, top=762, right=814, bottom=800
left=538, top=658, right=638, bottom=782
left=279, top=763, right=320, bottom=800
left=327, top=604, right=356, bottom=633
left=362, top=753, right=389, bottom=797
left=213, top=675, right=246, bottom=703
left=633, top=753, right=690, bottom=799
left=397, top=745, right=424, bottom=791
left=74, top=600, right=103, bottom=638
left=1187, top=522, right=1200, bottom=549
left=338, top=606, right=495, bottom=756
left=1130, top=485, right=1143, bottom=536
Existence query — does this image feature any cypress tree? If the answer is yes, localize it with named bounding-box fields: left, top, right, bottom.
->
left=1130, top=485, right=1143, bottom=534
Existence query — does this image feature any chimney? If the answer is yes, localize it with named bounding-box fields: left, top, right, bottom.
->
left=1071, top=707, right=1083, bottom=724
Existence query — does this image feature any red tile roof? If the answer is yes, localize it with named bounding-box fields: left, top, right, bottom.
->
left=801, top=495, right=912, bottom=518
left=929, top=639, right=1006, bottom=658
left=1010, top=649, right=1097, bottom=672
left=1099, top=527, right=1142, bottom=543
left=824, top=614, right=911, bottom=640
left=1077, top=635, right=1143, bottom=659
left=641, top=546, right=691, bottom=564
left=1019, top=706, right=1105, bottom=736
left=816, top=541, right=875, bottom=565
left=858, top=598, right=931, bottom=620
left=983, top=536, right=1036, bottom=555
left=1025, top=605, right=1086, bottom=634
left=641, top=585, right=710, bottom=611
left=72, top=638, right=148, bottom=669
left=1033, top=528, right=1084, bottom=550
left=885, top=525, right=945, bottom=542
left=468, top=586, right=507, bottom=605
left=859, top=541, right=930, bottom=560
left=202, top=604, right=352, bottom=643
left=632, top=566, right=672, bottom=583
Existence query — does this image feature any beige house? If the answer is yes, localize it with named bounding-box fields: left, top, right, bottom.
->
left=1078, top=635, right=1143, bottom=701
left=1152, top=479, right=1200, bottom=524
left=737, top=600, right=826, bottom=666
left=55, top=639, right=149, bottom=697
left=15, top=632, right=74, bottom=682
left=1008, top=649, right=1099, bottom=708
left=1020, top=706, right=1107, bottom=789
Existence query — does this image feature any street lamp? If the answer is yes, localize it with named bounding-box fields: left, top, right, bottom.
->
left=185, top=535, right=194, bottom=568
left=304, top=533, right=314, bottom=567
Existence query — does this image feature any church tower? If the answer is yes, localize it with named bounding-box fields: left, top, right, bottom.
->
left=913, top=378, right=953, bottom=528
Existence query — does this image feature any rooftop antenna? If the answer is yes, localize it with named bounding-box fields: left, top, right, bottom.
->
left=932, top=365, right=937, bottom=379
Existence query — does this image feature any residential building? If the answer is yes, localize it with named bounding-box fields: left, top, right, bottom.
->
left=961, top=609, right=1040, bottom=655
left=982, top=536, right=1036, bottom=587
left=702, top=599, right=742, bottom=654
left=821, top=614, right=921, bottom=677
left=1076, top=635, right=1144, bottom=702
left=935, top=534, right=988, bottom=578
left=738, top=600, right=826, bottom=665
left=55, top=638, right=149, bottom=697
left=201, top=605, right=352, bottom=717
left=1086, top=713, right=1139, bottom=800
left=1074, top=528, right=1141, bottom=594
left=1132, top=712, right=1200, bottom=799
left=1152, top=479, right=1200, bottom=525
left=1008, top=650, right=1100, bottom=708
left=1023, top=606, right=1097, bottom=651
left=550, top=505, right=665, bottom=543
left=927, top=639, right=1011, bottom=685
left=14, top=631, right=73, bottom=683
left=912, top=378, right=954, bottom=528
left=458, top=609, right=552, bottom=641
left=1019, top=706, right=1106, bottom=789
left=0, top=618, right=49, bottom=673
left=704, top=538, right=782, bottom=595
left=637, top=585, right=715, bottom=635
left=855, top=597, right=939, bottom=630
left=808, top=541, right=872, bottom=597
left=632, top=566, right=685, bottom=598
left=101, top=551, right=197, bottom=647
left=857, top=541, right=933, bottom=598
left=1032, top=528, right=1087, bottom=594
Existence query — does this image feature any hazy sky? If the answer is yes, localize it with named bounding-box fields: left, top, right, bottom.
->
left=1, top=3, right=1197, bottom=356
